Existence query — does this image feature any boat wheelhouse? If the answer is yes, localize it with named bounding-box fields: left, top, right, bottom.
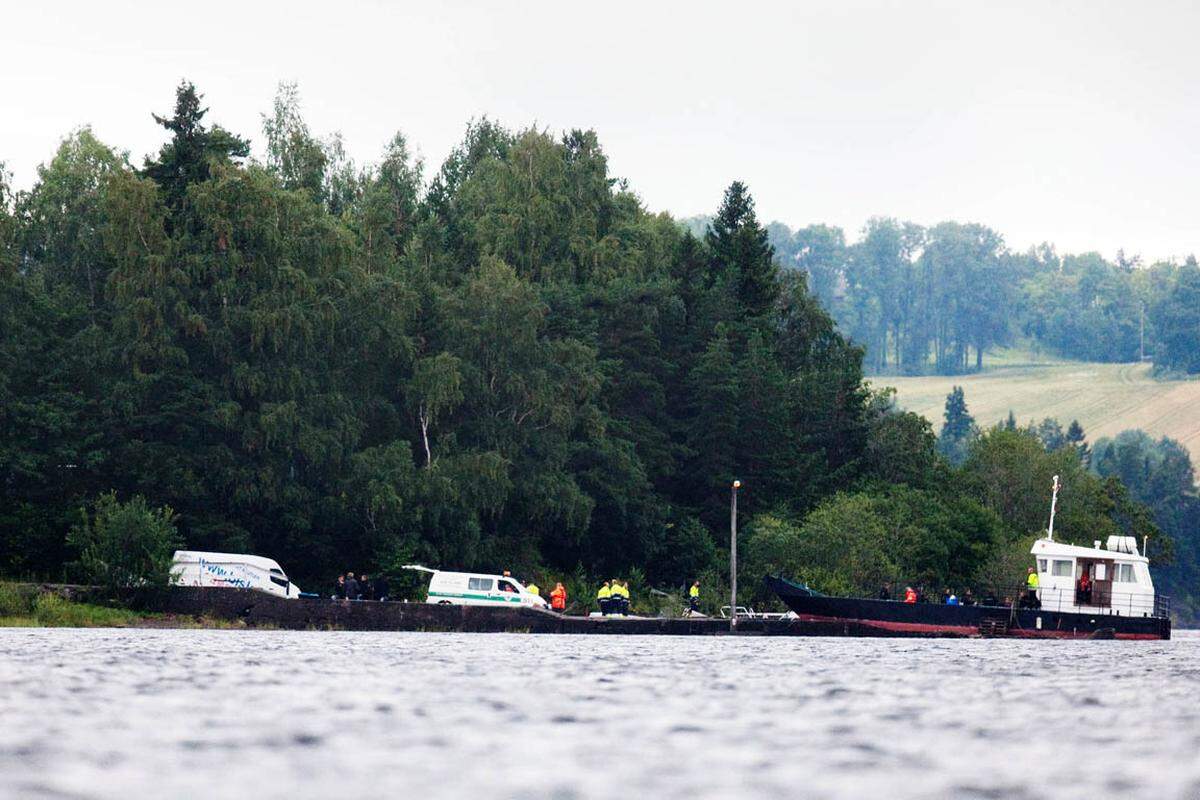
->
left=1028, top=535, right=1164, bottom=618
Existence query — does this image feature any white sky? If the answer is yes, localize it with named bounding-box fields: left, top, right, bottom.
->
left=2, top=0, right=1197, bottom=262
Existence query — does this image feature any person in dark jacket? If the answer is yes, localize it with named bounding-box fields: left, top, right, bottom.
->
left=360, top=574, right=373, bottom=600
left=374, top=574, right=390, bottom=602
left=344, top=572, right=360, bottom=600
left=333, top=574, right=345, bottom=600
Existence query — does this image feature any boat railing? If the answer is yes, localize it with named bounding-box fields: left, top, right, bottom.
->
left=916, top=584, right=1169, bottom=618
left=718, top=605, right=792, bottom=620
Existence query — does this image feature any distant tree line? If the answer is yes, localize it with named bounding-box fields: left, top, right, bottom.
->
left=1, top=82, right=1194, bottom=621
left=740, top=218, right=1200, bottom=375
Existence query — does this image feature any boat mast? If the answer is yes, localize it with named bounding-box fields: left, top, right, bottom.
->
left=1047, top=474, right=1060, bottom=541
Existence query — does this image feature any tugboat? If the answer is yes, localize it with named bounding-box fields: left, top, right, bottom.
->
left=767, top=477, right=1172, bottom=640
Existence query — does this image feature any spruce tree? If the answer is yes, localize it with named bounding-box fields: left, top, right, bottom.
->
left=1066, top=419, right=1091, bottom=466
left=705, top=182, right=779, bottom=323
left=682, top=325, right=741, bottom=520
left=143, top=81, right=250, bottom=222
left=938, top=386, right=976, bottom=464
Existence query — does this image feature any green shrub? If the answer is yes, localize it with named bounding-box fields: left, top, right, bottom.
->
left=67, top=492, right=181, bottom=596
left=0, top=582, right=33, bottom=616
left=32, top=592, right=141, bottom=627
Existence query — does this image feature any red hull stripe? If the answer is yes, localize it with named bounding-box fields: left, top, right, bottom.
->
left=794, top=614, right=1162, bottom=640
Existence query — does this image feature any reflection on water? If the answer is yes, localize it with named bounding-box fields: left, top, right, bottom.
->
left=2, top=629, right=1199, bottom=799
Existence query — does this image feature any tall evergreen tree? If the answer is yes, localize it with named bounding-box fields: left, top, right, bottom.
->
left=1066, top=420, right=1090, bottom=465
left=143, top=81, right=250, bottom=222
left=937, top=386, right=976, bottom=464
left=705, top=182, right=779, bottom=323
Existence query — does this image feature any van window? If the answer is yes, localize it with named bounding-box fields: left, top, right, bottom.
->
left=1037, top=559, right=1047, bottom=574
left=270, top=575, right=289, bottom=588
left=468, top=577, right=493, bottom=591
left=1115, top=563, right=1136, bottom=583
left=1051, top=560, right=1073, bottom=577
left=498, top=580, right=518, bottom=593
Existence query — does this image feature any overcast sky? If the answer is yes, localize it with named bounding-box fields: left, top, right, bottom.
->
left=2, top=0, right=1197, bottom=262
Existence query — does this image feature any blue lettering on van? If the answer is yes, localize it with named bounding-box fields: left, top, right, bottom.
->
left=199, top=558, right=254, bottom=589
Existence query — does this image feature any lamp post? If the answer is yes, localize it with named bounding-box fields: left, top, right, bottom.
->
left=730, top=479, right=740, bottom=631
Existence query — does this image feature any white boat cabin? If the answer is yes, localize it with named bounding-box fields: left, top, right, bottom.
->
left=1029, top=536, right=1158, bottom=617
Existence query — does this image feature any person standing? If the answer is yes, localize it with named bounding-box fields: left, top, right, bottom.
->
left=1024, top=567, right=1041, bottom=609
left=344, top=572, right=360, bottom=601
left=904, top=586, right=917, bottom=604
left=597, top=581, right=612, bottom=615
left=526, top=580, right=540, bottom=598
left=688, top=581, right=701, bottom=613
left=550, top=582, right=567, bottom=613
left=374, top=574, right=390, bottom=602
left=614, top=580, right=630, bottom=615
left=334, top=574, right=345, bottom=600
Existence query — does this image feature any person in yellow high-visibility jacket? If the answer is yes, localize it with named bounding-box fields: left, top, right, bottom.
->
left=597, top=581, right=612, bottom=616
left=688, top=581, right=701, bottom=613
left=526, top=582, right=540, bottom=597
left=614, top=580, right=630, bottom=615
left=1023, top=567, right=1041, bottom=609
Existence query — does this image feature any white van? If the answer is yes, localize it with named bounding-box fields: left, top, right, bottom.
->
left=171, top=551, right=303, bottom=599
left=406, top=566, right=548, bottom=609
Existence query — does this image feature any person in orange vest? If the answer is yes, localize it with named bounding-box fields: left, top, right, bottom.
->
left=550, top=582, right=567, bottom=613
left=904, top=586, right=917, bottom=604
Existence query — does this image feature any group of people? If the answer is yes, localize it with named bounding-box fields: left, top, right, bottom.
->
left=332, top=572, right=389, bottom=601
left=881, top=568, right=1044, bottom=609
left=884, top=583, right=996, bottom=607
left=595, top=580, right=632, bottom=615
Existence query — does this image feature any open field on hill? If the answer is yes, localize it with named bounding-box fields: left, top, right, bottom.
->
left=881, top=352, right=1200, bottom=464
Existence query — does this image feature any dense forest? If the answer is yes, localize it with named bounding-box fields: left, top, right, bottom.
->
left=681, top=216, right=1200, bottom=375
left=2, top=82, right=1197, bottom=619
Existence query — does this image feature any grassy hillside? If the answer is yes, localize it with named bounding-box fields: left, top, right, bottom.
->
left=881, top=349, right=1200, bottom=464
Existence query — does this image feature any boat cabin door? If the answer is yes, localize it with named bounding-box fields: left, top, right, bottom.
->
left=1077, top=559, right=1113, bottom=608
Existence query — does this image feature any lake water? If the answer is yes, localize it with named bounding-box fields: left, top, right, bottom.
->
left=2, top=628, right=1198, bottom=799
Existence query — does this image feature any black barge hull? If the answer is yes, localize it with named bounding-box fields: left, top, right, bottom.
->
left=766, top=576, right=1171, bottom=640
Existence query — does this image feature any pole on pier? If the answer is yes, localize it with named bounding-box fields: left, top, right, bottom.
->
left=1047, top=474, right=1060, bottom=541
left=730, top=479, right=740, bottom=631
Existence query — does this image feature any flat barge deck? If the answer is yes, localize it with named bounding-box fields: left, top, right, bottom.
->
left=153, top=588, right=1135, bottom=638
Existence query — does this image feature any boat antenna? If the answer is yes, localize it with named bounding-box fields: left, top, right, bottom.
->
left=1047, top=474, right=1060, bottom=541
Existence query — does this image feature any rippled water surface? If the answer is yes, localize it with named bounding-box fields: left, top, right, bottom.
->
left=2, top=628, right=1199, bottom=799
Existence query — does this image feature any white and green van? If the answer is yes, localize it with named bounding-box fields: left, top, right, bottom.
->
left=406, top=566, right=548, bottom=609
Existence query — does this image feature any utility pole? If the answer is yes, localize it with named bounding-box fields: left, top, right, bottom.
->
left=730, top=479, right=740, bottom=631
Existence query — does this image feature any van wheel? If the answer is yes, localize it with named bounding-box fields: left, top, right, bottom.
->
left=438, top=600, right=452, bottom=605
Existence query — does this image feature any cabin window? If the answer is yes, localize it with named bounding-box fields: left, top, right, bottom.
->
left=498, top=580, right=519, bottom=593
left=1051, top=560, right=1073, bottom=577
left=468, top=577, right=493, bottom=591
left=1037, top=559, right=1048, bottom=574
left=269, top=575, right=289, bottom=588
left=1115, top=564, right=1136, bottom=583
